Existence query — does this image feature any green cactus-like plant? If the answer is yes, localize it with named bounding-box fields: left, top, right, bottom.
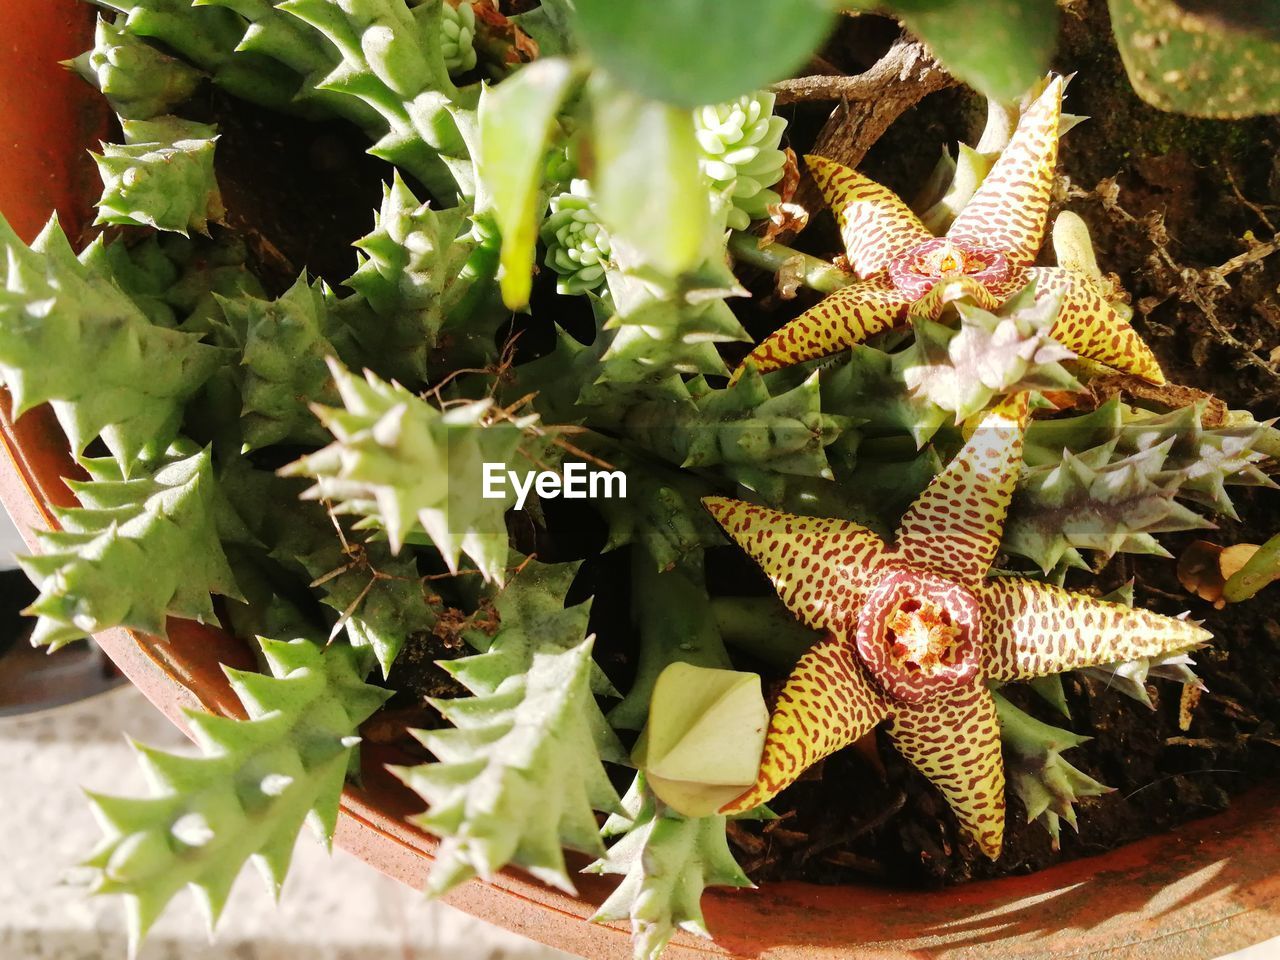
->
left=992, top=691, right=1113, bottom=848
left=693, top=91, right=788, bottom=231
left=283, top=360, right=539, bottom=583
left=611, top=548, right=734, bottom=730
left=345, top=173, right=482, bottom=381
left=218, top=461, right=442, bottom=678
left=70, top=16, right=204, bottom=119
left=0, top=215, right=220, bottom=468
left=280, top=0, right=475, bottom=200
left=95, top=0, right=306, bottom=114
left=85, top=638, right=389, bottom=950
left=19, top=448, right=240, bottom=649
left=79, top=232, right=265, bottom=331
left=212, top=275, right=346, bottom=451
left=904, top=286, right=1080, bottom=423
left=587, top=774, right=753, bottom=960
left=596, top=452, right=724, bottom=573
left=11, top=3, right=1280, bottom=957
left=392, top=559, right=625, bottom=894
left=1011, top=399, right=1276, bottom=570
left=93, top=117, right=225, bottom=235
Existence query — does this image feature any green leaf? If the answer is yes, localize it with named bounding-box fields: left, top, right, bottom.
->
left=1109, top=0, right=1280, bottom=118
left=573, top=0, right=837, bottom=107
left=0, top=215, right=220, bottom=469
left=864, top=0, right=1059, bottom=102
left=19, top=448, right=242, bottom=649
left=587, top=774, right=752, bottom=960
left=85, top=639, right=389, bottom=952
left=511, top=0, right=576, bottom=58
left=393, top=559, right=624, bottom=895
left=477, top=56, right=578, bottom=309
left=588, top=75, right=711, bottom=277
left=1224, top=533, right=1280, bottom=602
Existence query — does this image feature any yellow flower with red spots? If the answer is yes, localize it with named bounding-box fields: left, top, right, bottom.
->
left=703, top=393, right=1208, bottom=858
left=731, top=77, right=1165, bottom=387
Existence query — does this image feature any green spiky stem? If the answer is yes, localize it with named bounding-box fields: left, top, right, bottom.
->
left=392, top=558, right=624, bottom=895
left=587, top=773, right=752, bottom=960
left=711, top=596, right=815, bottom=669
left=610, top=547, right=733, bottom=730
left=20, top=448, right=242, bottom=649
left=727, top=232, right=852, bottom=294
left=0, top=215, right=220, bottom=468
left=85, top=639, right=390, bottom=950
left=993, top=689, right=1113, bottom=848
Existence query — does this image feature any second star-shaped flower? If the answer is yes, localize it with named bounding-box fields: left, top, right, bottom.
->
left=703, top=393, right=1209, bottom=858
left=733, top=77, right=1165, bottom=386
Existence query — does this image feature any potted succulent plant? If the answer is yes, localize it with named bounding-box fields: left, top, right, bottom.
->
left=3, top=0, right=1280, bottom=958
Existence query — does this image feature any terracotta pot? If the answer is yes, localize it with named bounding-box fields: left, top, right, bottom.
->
left=3, top=5, right=1280, bottom=958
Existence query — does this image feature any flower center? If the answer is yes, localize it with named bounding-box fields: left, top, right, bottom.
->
left=854, top=567, right=983, bottom=703
left=885, top=597, right=964, bottom=672
left=887, top=237, right=1012, bottom=302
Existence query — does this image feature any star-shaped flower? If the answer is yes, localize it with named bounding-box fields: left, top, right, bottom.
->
left=732, top=77, right=1165, bottom=387
left=702, top=393, right=1208, bottom=858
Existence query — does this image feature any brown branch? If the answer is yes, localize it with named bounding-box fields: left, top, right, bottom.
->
left=806, top=37, right=957, bottom=170
left=778, top=38, right=956, bottom=242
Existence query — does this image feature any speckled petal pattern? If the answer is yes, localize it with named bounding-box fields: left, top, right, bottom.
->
left=730, top=279, right=913, bottom=383
left=806, top=155, right=934, bottom=277
left=947, top=77, right=1065, bottom=267
left=702, top=496, right=888, bottom=631
left=890, top=393, right=1030, bottom=583
left=979, top=576, right=1212, bottom=683
left=721, top=632, right=889, bottom=814
left=885, top=684, right=1006, bottom=858
left=1024, top=265, right=1167, bottom=383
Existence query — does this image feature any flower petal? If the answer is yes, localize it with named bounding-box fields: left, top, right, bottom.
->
left=885, top=684, right=1006, bottom=859
left=721, top=632, right=889, bottom=813
left=1026, top=266, right=1166, bottom=384
left=911, top=274, right=1002, bottom=320
left=947, top=77, right=1065, bottom=267
left=979, top=576, right=1212, bottom=682
left=702, top=497, right=888, bottom=631
left=806, top=155, right=936, bottom=278
left=891, top=392, right=1030, bottom=583
left=729, top=279, right=912, bottom=384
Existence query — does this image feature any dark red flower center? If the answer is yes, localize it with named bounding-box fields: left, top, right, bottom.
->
left=888, top=238, right=1011, bottom=302
left=854, top=566, right=983, bottom=703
